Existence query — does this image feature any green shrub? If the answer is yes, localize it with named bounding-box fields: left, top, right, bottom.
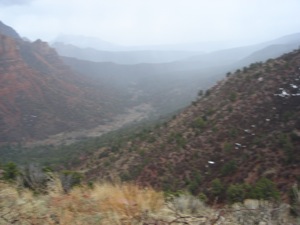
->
left=278, top=133, right=295, bottom=163
left=229, top=92, right=237, bottom=102
left=2, top=162, right=19, bottom=181
left=188, top=180, right=198, bottom=195
left=60, top=170, right=83, bottom=193
left=198, top=90, right=204, bottom=97
left=198, top=192, right=208, bottom=203
left=250, top=178, right=280, bottom=201
left=205, top=90, right=211, bottom=97
left=223, top=142, right=233, bottom=152
left=169, top=133, right=186, bottom=147
left=289, top=184, right=300, bottom=217
left=211, top=178, right=224, bottom=196
left=226, top=183, right=250, bottom=203
left=221, top=160, right=237, bottom=176
left=188, top=172, right=202, bottom=195
left=229, top=128, right=238, bottom=138
left=194, top=117, right=207, bottom=130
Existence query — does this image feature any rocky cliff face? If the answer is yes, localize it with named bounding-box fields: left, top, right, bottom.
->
left=0, top=23, right=123, bottom=143
left=0, top=34, right=20, bottom=59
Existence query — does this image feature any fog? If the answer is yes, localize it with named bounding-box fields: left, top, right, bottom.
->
left=1, top=0, right=300, bottom=48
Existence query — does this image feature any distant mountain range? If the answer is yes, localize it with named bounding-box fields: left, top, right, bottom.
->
left=170, top=33, right=300, bottom=67
left=52, top=42, right=202, bottom=64
left=53, top=33, right=300, bottom=67
left=53, top=34, right=243, bottom=52
left=54, top=34, right=124, bottom=51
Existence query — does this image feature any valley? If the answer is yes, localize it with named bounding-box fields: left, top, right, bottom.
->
left=25, top=103, right=154, bottom=147
left=0, top=19, right=300, bottom=224
left=1, top=0, right=300, bottom=223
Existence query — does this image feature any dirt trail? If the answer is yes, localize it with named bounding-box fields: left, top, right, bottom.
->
left=25, top=104, right=154, bottom=147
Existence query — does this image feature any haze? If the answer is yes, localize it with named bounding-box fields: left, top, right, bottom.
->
left=1, top=0, right=300, bottom=48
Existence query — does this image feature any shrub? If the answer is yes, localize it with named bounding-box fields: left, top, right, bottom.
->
left=229, top=128, right=238, bottom=138
left=169, top=132, right=186, bottom=147
left=229, top=92, right=237, bottom=102
left=21, top=163, right=51, bottom=193
left=188, top=181, right=198, bottom=195
left=250, top=178, right=280, bottom=201
left=226, top=183, right=250, bottom=203
left=290, top=184, right=300, bottom=217
left=198, top=90, right=204, bottom=97
left=205, top=89, right=211, bottom=97
left=2, top=162, right=19, bottom=181
left=198, top=192, right=208, bottom=203
left=60, top=170, right=83, bottom=193
left=211, top=178, right=224, bottom=196
left=221, top=160, right=237, bottom=176
left=223, top=142, right=233, bottom=152
left=194, top=117, right=207, bottom=130
left=278, top=133, right=295, bottom=163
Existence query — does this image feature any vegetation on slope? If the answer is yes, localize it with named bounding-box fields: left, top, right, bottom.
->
left=78, top=49, right=300, bottom=204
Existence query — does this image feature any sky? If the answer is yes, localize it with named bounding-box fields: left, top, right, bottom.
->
left=1, top=0, right=300, bottom=47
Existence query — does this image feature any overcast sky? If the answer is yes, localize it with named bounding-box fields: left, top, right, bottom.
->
left=1, top=0, right=300, bottom=46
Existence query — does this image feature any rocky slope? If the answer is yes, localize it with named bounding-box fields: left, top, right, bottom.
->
left=83, top=48, right=300, bottom=202
left=0, top=22, right=125, bottom=143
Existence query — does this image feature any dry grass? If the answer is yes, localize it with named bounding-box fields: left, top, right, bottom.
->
left=0, top=181, right=51, bottom=224
left=50, top=182, right=165, bottom=224
left=1, top=180, right=296, bottom=224
left=0, top=181, right=166, bottom=225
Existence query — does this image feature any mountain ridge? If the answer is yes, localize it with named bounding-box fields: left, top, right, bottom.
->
left=52, top=42, right=203, bottom=65
left=0, top=21, right=21, bottom=40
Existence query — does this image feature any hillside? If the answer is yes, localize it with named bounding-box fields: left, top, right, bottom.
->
left=82, top=48, right=300, bottom=202
left=0, top=22, right=126, bottom=143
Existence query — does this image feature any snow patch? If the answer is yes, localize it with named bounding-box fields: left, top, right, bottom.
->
left=274, top=89, right=290, bottom=97
left=235, top=143, right=242, bottom=149
left=290, top=84, right=298, bottom=89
